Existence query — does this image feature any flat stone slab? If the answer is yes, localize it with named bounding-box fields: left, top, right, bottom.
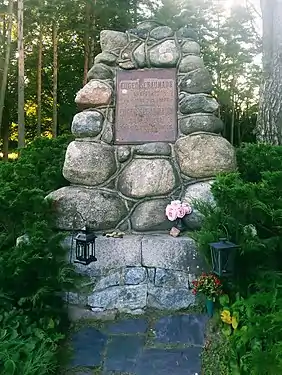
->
left=104, top=335, right=144, bottom=373
left=64, top=234, right=203, bottom=275
left=141, top=235, right=200, bottom=272
left=153, top=314, right=208, bottom=346
left=68, top=314, right=207, bottom=375
left=106, top=318, right=148, bottom=334
left=70, top=327, right=107, bottom=367
left=136, top=347, right=202, bottom=375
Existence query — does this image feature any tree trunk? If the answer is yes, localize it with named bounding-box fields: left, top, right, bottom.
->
left=2, top=106, right=9, bottom=161
left=256, top=0, right=282, bottom=144
left=133, top=0, right=138, bottom=27
left=37, top=22, right=43, bottom=136
left=0, top=13, right=7, bottom=88
left=230, top=93, right=235, bottom=145
left=0, top=0, right=13, bottom=136
left=83, top=0, right=91, bottom=85
left=52, top=21, right=58, bottom=138
left=18, top=0, right=25, bottom=149
left=89, top=0, right=96, bottom=68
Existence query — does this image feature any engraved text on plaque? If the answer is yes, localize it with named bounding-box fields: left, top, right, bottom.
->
left=115, top=69, right=177, bottom=144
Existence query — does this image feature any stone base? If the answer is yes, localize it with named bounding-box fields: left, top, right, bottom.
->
left=63, top=234, right=205, bottom=314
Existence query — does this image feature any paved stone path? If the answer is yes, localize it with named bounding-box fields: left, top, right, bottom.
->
left=67, top=314, right=208, bottom=375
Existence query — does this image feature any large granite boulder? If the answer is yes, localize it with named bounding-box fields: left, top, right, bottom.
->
left=150, top=26, right=174, bottom=40
left=75, top=80, right=112, bottom=108
left=100, top=30, right=127, bottom=52
left=87, top=63, right=113, bottom=80
left=177, top=26, right=198, bottom=41
left=179, top=93, right=219, bottom=114
left=181, top=40, right=201, bottom=55
left=179, top=114, right=224, bottom=135
left=63, top=141, right=116, bottom=186
left=183, top=181, right=215, bottom=206
left=71, top=111, right=103, bottom=138
left=179, top=68, right=213, bottom=94
left=47, top=186, right=127, bottom=230
left=94, top=51, right=118, bottom=66
left=133, top=43, right=146, bottom=68
left=178, top=55, right=205, bottom=73
left=137, top=20, right=159, bottom=32
left=175, top=133, right=236, bottom=178
left=118, top=158, right=177, bottom=198
left=131, top=199, right=171, bottom=231
left=182, top=181, right=215, bottom=230
left=149, top=40, right=180, bottom=67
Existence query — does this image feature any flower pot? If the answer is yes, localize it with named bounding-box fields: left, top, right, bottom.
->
left=206, top=298, right=214, bottom=317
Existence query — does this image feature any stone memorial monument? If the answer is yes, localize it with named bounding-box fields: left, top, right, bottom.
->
left=48, top=21, right=236, bottom=315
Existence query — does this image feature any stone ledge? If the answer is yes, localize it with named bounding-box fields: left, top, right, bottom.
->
left=141, top=234, right=200, bottom=272
left=64, top=234, right=204, bottom=276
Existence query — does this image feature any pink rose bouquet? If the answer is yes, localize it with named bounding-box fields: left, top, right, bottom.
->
left=165, top=200, right=192, bottom=222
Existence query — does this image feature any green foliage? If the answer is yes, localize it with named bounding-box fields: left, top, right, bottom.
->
left=0, top=136, right=76, bottom=375
left=237, top=143, right=282, bottom=182
left=197, top=145, right=282, bottom=281
left=198, top=143, right=282, bottom=374
left=2, top=0, right=260, bottom=148
left=202, top=314, right=234, bottom=375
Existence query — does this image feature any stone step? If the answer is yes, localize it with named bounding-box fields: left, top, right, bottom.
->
left=68, top=314, right=207, bottom=375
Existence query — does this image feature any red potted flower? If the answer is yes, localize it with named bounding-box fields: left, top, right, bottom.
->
left=192, top=273, right=222, bottom=317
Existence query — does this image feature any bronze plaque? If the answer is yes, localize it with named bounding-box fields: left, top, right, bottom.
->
left=115, top=69, right=177, bottom=144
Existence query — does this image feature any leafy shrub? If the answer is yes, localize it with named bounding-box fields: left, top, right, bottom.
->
left=198, top=143, right=282, bottom=374
left=197, top=145, right=282, bottom=281
left=237, top=143, right=282, bottom=182
left=0, top=135, right=76, bottom=375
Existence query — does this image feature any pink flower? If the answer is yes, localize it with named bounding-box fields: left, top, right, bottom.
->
left=183, top=203, right=192, bottom=215
left=177, top=206, right=186, bottom=218
left=165, top=205, right=178, bottom=221
left=166, top=201, right=193, bottom=221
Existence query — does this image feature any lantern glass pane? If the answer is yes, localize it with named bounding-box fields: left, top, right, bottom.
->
left=211, top=247, right=220, bottom=274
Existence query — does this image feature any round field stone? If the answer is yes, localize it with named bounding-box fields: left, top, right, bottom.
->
left=47, top=186, right=127, bottom=231
left=63, top=141, right=116, bottom=186
left=87, top=63, right=113, bottom=80
left=178, top=55, right=205, bottom=73
left=175, top=133, right=236, bottom=178
left=150, top=26, right=174, bottom=40
left=118, top=158, right=177, bottom=198
left=71, top=111, right=103, bottom=137
left=75, top=80, right=112, bottom=107
left=149, top=40, right=180, bottom=67
left=179, top=114, right=223, bottom=135
left=179, top=68, right=213, bottom=94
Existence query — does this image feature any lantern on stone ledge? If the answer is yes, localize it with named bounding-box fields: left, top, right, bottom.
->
left=209, top=238, right=239, bottom=277
left=75, top=226, right=97, bottom=265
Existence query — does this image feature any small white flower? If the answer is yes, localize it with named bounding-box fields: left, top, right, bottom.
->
left=243, top=224, right=257, bottom=237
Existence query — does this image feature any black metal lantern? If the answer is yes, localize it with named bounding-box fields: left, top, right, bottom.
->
left=75, top=226, right=97, bottom=265
left=209, top=238, right=239, bottom=277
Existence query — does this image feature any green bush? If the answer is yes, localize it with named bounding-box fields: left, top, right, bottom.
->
left=197, top=144, right=282, bottom=281
left=197, top=143, right=282, bottom=374
left=0, top=135, right=76, bottom=375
